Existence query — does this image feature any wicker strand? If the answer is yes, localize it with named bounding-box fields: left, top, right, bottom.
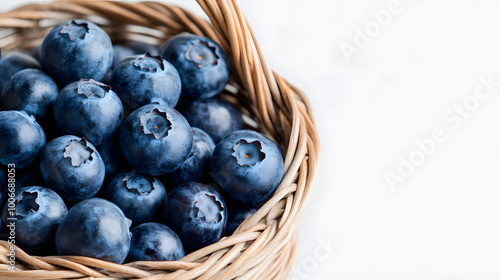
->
left=0, top=0, right=320, bottom=279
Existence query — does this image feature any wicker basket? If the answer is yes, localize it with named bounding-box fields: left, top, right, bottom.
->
left=0, top=0, right=320, bottom=279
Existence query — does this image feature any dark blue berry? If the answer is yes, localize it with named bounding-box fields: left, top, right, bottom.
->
left=53, top=79, right=124, bottom=145
left=40, top=135, right=105, bottom=202
left=107, top=171, right=167, bottom=226
left=0, top=110, right=46, bottom=168
left=125, top=222, right=184, bottom=262
left=110, top=53, right=181, bottom=110
left=211, top=130, right=284, bottom=204
left=40, top=19, right=113, bottom=85
left=1, top=186, right=67, bottom=255
left=119, top=104, right=193, bottom=176
left=161, top=33, right=230, bottom=100
left=163, top=182, right=227, bottom=250
left=1, top=69, right=59, bottom=123
left=55, top=198, right=131, bottom=264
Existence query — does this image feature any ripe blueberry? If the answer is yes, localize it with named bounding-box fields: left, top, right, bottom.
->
left=163, top=182, right=227, bottom=250
left=53, top=79, right=124, bottom=145
left=161, top=33, right=230, bottom=100
left=211, top=130, right=284, bottom=204
left=40, top=19, right=113, bottom=85
left=40, top=135, right=105, bottom=202
left=119, top=104, right=193, bottom=176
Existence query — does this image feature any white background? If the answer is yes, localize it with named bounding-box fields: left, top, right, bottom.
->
left=3, top=0, right=500, bottom=279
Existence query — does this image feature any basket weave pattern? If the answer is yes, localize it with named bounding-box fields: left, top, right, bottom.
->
left=0, top=0, right=320, bottom=279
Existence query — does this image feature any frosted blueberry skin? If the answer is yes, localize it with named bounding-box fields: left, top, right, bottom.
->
left=170, top=128, right=215, bottom=185
left=161, top=33, right=230, bottom=100
left=110, top=53, right=181, bottom=110
left=40, top=19, right=113, bottom=85
left=56, top=198, right=131, bottom=264
left=40, top=135, right=105, bottom=202
left=0, top=52, right=41, bottom=90
left=125, top=222, right=184, bottom=262
left=53, top=79, right=124, bottom=146
left=1, top=69, right=59, bottom=124
left=0, top=110, right=46, bottom=168
left=181, top=97, right=244, bottom=143
left=211, top=130, right=284, bottom=204
left=107, top=171, right=167, bottom=226
left=163, top=182, right=227, bottom=251
left=0, top=186, right=67, bottom=255
left=119, top=104, right=193, bottom=176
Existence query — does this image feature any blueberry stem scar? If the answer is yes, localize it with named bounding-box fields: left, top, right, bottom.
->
left=16, top=191, right=40, bottom=217
left=77, top=79, right=111, bottom=98
left=60, top=20, right=89, bottom=41
left=139, top=108, right=172, bottom=139
left=63, top=138, right=94, bottom=166
left=232, top=139, right=266, bottom=166
left=133, top=52, right=165, bottom=72
left=194, top=193, right=224, bottom=223
left=185, top=41, right=219, bottom=68
left=122, top=172, right=156, bottom=195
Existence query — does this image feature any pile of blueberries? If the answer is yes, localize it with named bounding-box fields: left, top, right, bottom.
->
left=0, top=19, right=284, bottom=264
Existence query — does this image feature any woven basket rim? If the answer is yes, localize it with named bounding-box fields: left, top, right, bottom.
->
left=0, top=1, right=320, bottom=279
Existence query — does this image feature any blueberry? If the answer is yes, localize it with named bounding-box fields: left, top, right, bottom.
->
left=107, top=171, right=167, bottom=225
left=55, top=198, right=131, bottom=264
left=1, top=186, right=67, bottom=255
left=1, top=69, right=59, bottom=123
left=40, top=19, right=113, bottom=85
left=0, top=110, right=46, bottom=168
left=40, top=135, right=105, bottom=202
left=170, top=128, right=215, bottom=185
left=211, top=130, right=284, bottom=204
left=119, top=104, right=193, bottom=176
left=125, top=222, right=184, bottom=262
left=161, top=33, right=230, bottom=100
left=225, top=200, right=259, bottom=235
left=110, top=53, right=181, bottom=110
left=163, top=182, right=227, bottom=250
left=181, top=97, right=244, bottom=143
left=53, top=79, right=124, bottom=145
left=0, top=52, right=41, bottom=90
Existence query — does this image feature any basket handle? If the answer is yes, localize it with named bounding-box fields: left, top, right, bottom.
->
left=197, top=0, right=286, bottom=140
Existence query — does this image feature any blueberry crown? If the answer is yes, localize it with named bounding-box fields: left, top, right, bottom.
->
left=63, top=138, right=94, bottom=166
left=139, top=108, right=172, bottom=139
left=185, top=41, right=219, bottom=68
left=15, top=191, right=39, bottom=218
left=122, top=171, right=156, bottom=195
left=232, top=139, right=266, bottom=166
left=194, top=193, right=224, bottom=223
left=60, top=20, right=89, bottom=41
left=77, top=79, right=111, bottom=98
left=133, top=52, right=165, bottom=72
